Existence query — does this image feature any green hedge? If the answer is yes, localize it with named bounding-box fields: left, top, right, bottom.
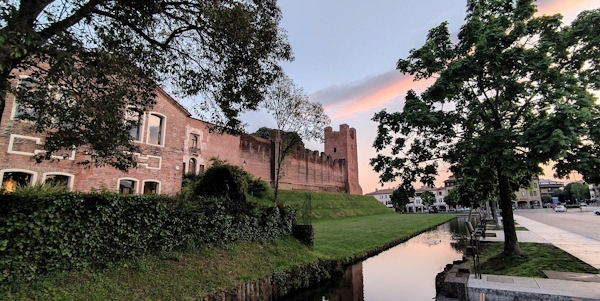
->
left=0, top=192, right=294, bottom=287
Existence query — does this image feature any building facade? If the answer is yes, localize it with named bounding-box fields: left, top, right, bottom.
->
left=1, top=82, right=362, bottom=195
left=364, top=188, right=394, bottom=208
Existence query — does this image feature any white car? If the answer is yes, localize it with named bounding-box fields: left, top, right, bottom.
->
left=555, top=205, right=567, bottom=212
left=594, top=208, right=600, bottom=216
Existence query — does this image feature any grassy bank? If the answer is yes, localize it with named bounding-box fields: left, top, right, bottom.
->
left=253, top=190, right=395, bottom=220
left=478, top=242, right=598, bottom=278
left=3, top=190, right=453, bottom=300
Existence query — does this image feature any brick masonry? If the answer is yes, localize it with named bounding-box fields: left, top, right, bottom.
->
left=1, top=84, right=362, bottom=195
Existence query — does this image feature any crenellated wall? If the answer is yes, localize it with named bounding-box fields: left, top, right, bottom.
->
left=182, top=123, right=358, bottom=194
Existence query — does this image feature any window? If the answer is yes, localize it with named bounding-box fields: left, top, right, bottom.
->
left=521, top=192, right=526, bottom=197
left=43, top=173, right=73, bottom=190
left=333, top=147, right=337, bottom=153
left=191, top=135, right=198, bottom=148
left=119, top=178, right=138, bottom=194
left=530, top=191, right=534, bottom=196
left=147, top=113, right=165, bottom=145
left=533, top=183, right=538, bottom=188
left=12, top=77, right=39, bottom=120
left=143, top=181, right=160, bottom=195
left=127, top=109, right=144, bottom=141
left=189, top=158, right=197, bottom=174
left=199, top=164, right=205, bottom=175
left=2, top=170, right=36, bottom=192
left=533, top=191, right=537, bottom=196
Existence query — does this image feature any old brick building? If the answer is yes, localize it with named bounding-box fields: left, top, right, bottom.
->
left=1, top=83, right=362, bottom=195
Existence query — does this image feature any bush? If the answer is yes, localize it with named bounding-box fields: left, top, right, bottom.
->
left=195, top=163, right=253, bottom=213
left=247, top=176, right=272, bottom=198
left=0, top=191, right=295, bottom=288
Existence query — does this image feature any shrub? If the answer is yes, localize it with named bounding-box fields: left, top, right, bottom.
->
left=0, top=191, right=295, bottom=288
left=247, top=176, right=272, bottom=198
left=195, top=163, right=254, bottom=214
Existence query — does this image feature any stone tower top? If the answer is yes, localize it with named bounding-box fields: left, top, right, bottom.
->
left=324, top=124, right=362, bottom=194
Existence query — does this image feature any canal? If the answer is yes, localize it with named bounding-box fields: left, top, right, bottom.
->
left=280, top=216, right=471, bottom=301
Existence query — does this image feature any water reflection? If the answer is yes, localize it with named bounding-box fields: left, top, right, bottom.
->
left=280, top=217, right=471, bottom=301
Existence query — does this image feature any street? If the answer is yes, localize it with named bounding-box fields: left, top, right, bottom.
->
left=513, top=206, right=600, bottom=242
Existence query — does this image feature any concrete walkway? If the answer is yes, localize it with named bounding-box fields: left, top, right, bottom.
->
left=464, top=214, right=600, bottom=300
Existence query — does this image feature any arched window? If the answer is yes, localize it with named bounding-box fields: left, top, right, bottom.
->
left=42, top=172, right=74, bottom=191
left=1, top=169, right=37, bottom=192
left=118, top=178, right=139, bottom=194
left=189, top=158, right=197, bottom=174
left=142, top=180, right=160, bottom=195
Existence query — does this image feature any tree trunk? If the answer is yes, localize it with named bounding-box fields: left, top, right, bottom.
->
left=490, top=200, right=500, bottom=227
left=497, top=169, right=521, bottom=255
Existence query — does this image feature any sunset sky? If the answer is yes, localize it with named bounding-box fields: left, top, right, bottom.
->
left=231, top=0, right=600, bottom=194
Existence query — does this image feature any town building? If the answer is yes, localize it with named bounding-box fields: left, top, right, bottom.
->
left=514, top=178, right=542, bottom=209
left=538, top=179, right=564, bottom=198
left=364, top=188, right=394, bottom=208
left=1, top=79, right=362, bottom=195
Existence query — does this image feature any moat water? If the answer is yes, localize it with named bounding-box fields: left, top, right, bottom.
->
left=279, top=216, right=472, bottom=301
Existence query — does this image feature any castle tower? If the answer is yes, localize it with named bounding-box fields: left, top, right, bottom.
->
left=324, top=124, right=362, bottom=195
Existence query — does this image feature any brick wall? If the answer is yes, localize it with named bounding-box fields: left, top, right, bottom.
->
left=1, top=76, right=362, bottom=195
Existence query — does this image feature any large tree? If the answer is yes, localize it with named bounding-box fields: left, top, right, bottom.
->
left=564, top=182, right=590, bottom=203
left=262, top=73, right=330, bottom=205
left=371, top=1, right=600, bottom=255
left=420, top=190, right=436, bottom=209
left=0, top=0, right=291, bottom=170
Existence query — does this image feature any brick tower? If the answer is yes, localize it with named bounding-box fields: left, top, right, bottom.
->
left=324, top=124, right=362, bottom=195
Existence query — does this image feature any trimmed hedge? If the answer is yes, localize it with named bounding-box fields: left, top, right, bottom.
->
left=0, top=192, right=294, bottom=287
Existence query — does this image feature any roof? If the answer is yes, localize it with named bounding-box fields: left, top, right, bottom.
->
left=364, top=188, right=394, bottom=195
left=156, top=86, right=192, bottom=117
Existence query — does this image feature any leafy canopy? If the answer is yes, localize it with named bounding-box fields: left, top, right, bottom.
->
left=0, top=0, right=291, bottom=170
left=371, top=0, right=600, bottom=254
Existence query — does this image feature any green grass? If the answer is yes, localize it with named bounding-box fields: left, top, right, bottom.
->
left=1, top=238, right=322, bottom=300
left=313, top=214, right=455, bottom=258
left=253, top=190, right=395, bottom=221
left=477, top=242, right=598, bottom=278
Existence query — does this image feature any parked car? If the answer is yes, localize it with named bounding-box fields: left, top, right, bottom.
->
left=579, top=202, right=587, bottom=207
left=428, top=206, right=438, bottom=213
left=594, top=208, right=600, bottom=216
left=555, top=205, right=567, bottom=212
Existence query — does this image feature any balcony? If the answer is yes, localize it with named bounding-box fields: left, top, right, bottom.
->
left=189, top=146, right=201, bottom=154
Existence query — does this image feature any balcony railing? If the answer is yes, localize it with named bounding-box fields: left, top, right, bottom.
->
left=189, top=146, right=200, bottom=154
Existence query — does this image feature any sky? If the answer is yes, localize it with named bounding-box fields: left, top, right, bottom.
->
left=205, top=0, right=600, bottom=194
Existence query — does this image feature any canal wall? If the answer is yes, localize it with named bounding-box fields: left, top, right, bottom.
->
left=204, top=217, right=457, bottom=300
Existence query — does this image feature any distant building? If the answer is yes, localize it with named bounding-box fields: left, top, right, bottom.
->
left=514, top=178, right=542, bottom=209
left=364, top=188, right=394, bottom=208
left=538, top=179, right=564, bottom=198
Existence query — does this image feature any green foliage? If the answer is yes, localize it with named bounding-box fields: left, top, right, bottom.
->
left=371, top=0, right=600, bottom=254
left=541, top=195, right=552, bottom=204
left=0, top=191, right=295, bottom=288
left=390, top=188, right=411, bottom=212
left=246, top=176, right=272, bottom=198
left=195, top=163, right=251, bottom=213
left=420, top=190, right=436, bottom=207
left=252, top=127, right=272, bottom=140
left=0, top=0, right=292, bottom=169
left=564, top=182, right=590, bottom=202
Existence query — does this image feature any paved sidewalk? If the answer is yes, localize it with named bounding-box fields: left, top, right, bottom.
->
left=463, top=214, right=600, bottom=300
left=513, top=214, right=600, bottom=269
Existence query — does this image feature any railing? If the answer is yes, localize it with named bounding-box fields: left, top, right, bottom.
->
left=189, top=146, right=200, bottom=154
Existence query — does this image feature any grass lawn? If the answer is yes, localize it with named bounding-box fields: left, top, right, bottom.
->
left=314, top=214, right=455, bottom=258
left=477, top=242, right=598, bottom=278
